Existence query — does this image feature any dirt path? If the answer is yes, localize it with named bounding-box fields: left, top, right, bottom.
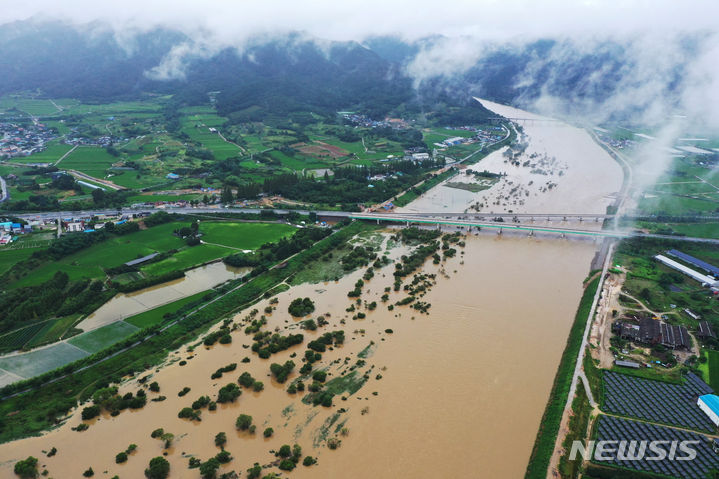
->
left=547, top=242, right=614, bottom=478
left=67, top=169, right=124, bottom=191
left=216, top=129, right=246, bottom=154
left=619, top=291, right=675, bottom=318
left=49, top=99, right=63, bottom=112
left=53, top=144, right=77, bottom=166
left=590, top=271, right=625, bottom=368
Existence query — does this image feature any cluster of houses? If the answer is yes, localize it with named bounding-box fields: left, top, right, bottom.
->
left=341, top=113, right=409, bottom=129
left=595, top=132, right=636, bottom=151
left=432, top=126, right=507, bottom=150
left=0, top=120, right=127, bottom=160
left=0, top=221, right=31, bottom=245
left=63, top=133, right=124, bottom=147
left=0, top=121, right=56, bottom=158
left=59, top=213, right=149, bottom=234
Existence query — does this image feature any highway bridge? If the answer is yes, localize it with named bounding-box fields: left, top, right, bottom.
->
left=9, top=206, right=718, bottom=244
left=393, top=212, right=613, bottom=222
left=350, top=213, right=719, bottom=244
left=11, top=206, right=352, bottom=222
left=15, top=206, right=718, bottom=222
left=486, top=116, right=566, bottom=125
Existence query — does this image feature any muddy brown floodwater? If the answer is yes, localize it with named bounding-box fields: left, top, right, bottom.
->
left=398, top=98, right=622, bottom=215
left=0, top=100, right=622, bottom=478
left=0, top=233, right=599, bottom=478
left=76, top=262, right=251, bottom=332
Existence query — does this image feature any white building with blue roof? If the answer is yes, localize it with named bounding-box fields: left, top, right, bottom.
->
left=698, top=394, right=719, bottom=427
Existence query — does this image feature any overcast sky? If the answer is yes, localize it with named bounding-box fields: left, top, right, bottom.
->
left=3, top=0, right=718, bottom=43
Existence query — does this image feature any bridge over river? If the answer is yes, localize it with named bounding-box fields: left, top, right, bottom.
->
left=11, top=206, right=718, bottom=244
left=350, top=213, right=719, bottom=244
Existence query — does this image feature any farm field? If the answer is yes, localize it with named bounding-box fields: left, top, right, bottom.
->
left=11, top=142, right=73, bottom=164
left=139, top=243, right=235, bottom=276
left=24, top=315, right=81, bottom=349
left=107, top=168, right=170, bottom=190
left=0, top=96, right=61, bottom=116
left=0, top=341, right=89, bottom=380
left=199, top=221, right=296, bottom=249
left=67, top=321, right=139, bottom=354
left=140, top=221, right=296, bottom=275
left=0, top=248, right=34, bottom=275
left=7, top=221, right=294, bottom=289
left=442, top=141, right=483, bottom=160
left=10, top=222, right=186, bottom=287
left=58, top=146, right=118, bottom=177
left=124, top=291, right=208, bottom=329
left=0, top=322, right=48, bottom=354
left=634, top=221, right=719, bottom=239
left=180, top=111, right=243, bottom=161
left=55, top=99, right=164, bottom=117
left=638, top=194, right=719, bottom=215
left=268, top=150, right=326, bottom=170
left=636, top=157, right=719, bottom=215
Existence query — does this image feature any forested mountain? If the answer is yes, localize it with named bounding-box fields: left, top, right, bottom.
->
left=2, top=19, right=688, bottom=123
left=0, top=20, right=492, bottom=120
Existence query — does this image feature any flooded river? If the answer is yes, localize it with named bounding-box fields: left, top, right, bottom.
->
left=76, top=262, right=250, bottom=332
left=0, top=100, right=623, bottom=478
left=399, top=98, right=623, bottom=215
left=0, top=234, right=601, bottom=478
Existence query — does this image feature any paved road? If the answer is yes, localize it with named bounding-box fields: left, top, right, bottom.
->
left=10, top=206, right=352, bottom=221
left=547, top=242, right=614, bottom=477
left=590, top=129, right=634, bottom=230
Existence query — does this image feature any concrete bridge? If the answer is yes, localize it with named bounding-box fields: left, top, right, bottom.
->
left=486, top=116, right=566, bottom=126
left=11, top=206, right=718, bottom=244
left=394, top=212, right=613, bottom=223
left=350, top=213, right=719, bottom=244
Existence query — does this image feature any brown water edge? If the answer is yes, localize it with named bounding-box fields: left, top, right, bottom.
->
left=76, top=262, right=251, bottom=332
left=0, top=233, right=595, bottom=478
